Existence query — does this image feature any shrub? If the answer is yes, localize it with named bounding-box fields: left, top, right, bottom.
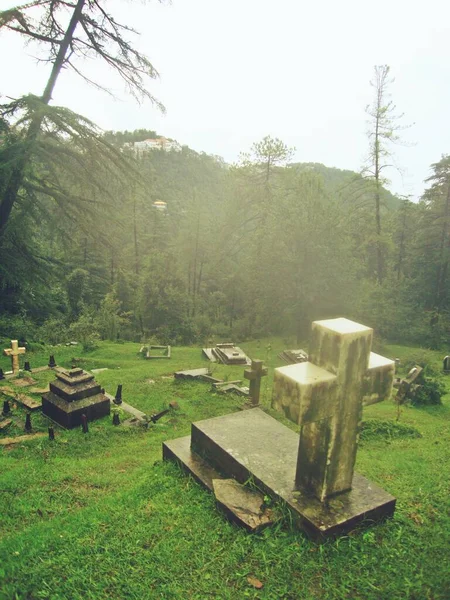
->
left=69, top=312, right=100, bottom=351
left=39, top=317, right=69, bottom=345
left=360, top=419, right=422, bottom=442
left=411, top=379, right=445, bottom=406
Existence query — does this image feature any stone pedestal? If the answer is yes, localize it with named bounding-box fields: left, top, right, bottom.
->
left=163, top=409, right=396, bottom=539
left=42, top=368, right=110, bottom=429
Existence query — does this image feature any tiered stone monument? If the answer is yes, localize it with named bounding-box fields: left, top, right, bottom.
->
left=42, top=368, right=110, bottom=429
left=164, top=318, right=396, bottom=539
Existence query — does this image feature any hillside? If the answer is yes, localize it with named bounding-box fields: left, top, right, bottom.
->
left=291, top=162, right=402, bottom=210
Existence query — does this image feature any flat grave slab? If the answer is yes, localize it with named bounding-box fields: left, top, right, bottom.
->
left=0, top=433, right=46, bottom=446
left=212, top=479, right=277, bottom=532
left=174, top=368, right=211, bottom=380
left=0, top=419, right=12, bottom=431
left=16, top=393, right=41, bottom=411
left=12, top=377, right=37, bottom=387
left=164, top=408, right=395, bottom=539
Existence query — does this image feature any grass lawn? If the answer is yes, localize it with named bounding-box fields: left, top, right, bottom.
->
left=0, top=338, right=449, bottom=599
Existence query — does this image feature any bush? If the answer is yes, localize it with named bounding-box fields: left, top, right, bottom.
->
left=69, top=312, right=100, bottom=351
left=0, top=314, right=38, bottom=343
left=39, top=317, right=69, bottom=345
left=360, top=419, right=422, bottom=442
left=411, top=379, right=445, bottom=406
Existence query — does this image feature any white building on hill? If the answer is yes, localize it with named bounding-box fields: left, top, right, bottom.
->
left=129, top=137, right=181, bottom=154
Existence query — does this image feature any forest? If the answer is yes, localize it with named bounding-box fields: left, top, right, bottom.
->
left=0, top=1, right=449, bottom=351
left=1, top=125, right=449, bottom=350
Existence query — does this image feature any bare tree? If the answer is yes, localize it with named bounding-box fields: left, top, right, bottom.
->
left=363, top=65, right=408, bottom=283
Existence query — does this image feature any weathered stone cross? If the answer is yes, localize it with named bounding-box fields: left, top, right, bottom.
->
left=244, top=359, right=268, bottom=406
left=3, top=340, right=26, bottom=374
left=272, top=318, right=394, bottom=502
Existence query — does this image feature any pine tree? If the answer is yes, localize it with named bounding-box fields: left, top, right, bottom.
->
left=0, top=0, right=163, bottom=237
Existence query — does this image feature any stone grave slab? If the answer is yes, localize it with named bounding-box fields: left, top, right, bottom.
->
left=203, top=343, right=251, bottom=365
left=0, top=386, right=15, bottom=395
left=164, top=408, right=395, bottom=539
left=174, top=368, right=211, bottom=380
left=16, top=393, right=41, bottom=411
left=42, top=368, right=110, bottom=429
left=0, top=418, right=12, bottom=431
left=165, top=317, right=396, bottom=539
left=30, top=386, right=50, bottom=394
left=12, top=377, right=37, bottom=387
left=0, top=433, right=46, bottom=446
left=278, top=349, right=308, bottom=365
left=212, top=479, right=277, bottom=532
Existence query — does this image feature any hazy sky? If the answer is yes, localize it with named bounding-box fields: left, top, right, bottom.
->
left=1, top=0, right=449, bottom=199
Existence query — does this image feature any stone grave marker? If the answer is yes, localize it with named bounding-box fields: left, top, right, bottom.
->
left=164, top=317, right=396, bottom=539
left=244, top=359, right=268, bottom=406
left=203, top=343, right=251, bottom=365
left=443, top=356, right=450, bottom=373
left=3, top=340, right=26, bottom=374
left=42, top=368, right=110, bottom=429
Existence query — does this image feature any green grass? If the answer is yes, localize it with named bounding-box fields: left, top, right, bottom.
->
left=1, top=340, right=449, bottom=599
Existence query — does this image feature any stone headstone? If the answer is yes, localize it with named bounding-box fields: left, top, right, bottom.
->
left=443, top=356, right=450, bottom=373
left=42, top=368, right=110, bottom=429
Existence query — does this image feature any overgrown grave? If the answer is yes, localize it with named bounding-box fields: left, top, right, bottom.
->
left=394, top=363, right=445, bottom=406
left=165, top=317, right=398, bottom=539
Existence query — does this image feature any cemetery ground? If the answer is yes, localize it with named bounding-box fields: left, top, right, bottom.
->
left=0, top=339, right=449, bottom=600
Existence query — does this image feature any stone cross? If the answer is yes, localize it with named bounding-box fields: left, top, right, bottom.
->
left=244, top=359, right=268, bottom=406
left=3, top=340, right=26, bottom=374
left=272, top=318, right=394, bottom=502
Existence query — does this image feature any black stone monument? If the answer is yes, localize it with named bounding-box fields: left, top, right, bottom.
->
left=42, top=368, right=110, bottom=429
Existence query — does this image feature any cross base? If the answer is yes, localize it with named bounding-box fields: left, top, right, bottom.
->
left=163, top=409, right=396, bottom=540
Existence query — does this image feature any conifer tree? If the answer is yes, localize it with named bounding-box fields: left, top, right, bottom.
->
left=0, top=0, right=163, bottom=237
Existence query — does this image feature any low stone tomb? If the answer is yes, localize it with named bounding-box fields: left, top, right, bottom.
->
left=141, top=345, right=171, bottom=359
left=164, top=317, right=396, bottom=539
left=42, top=368, right=110, bottom=429
left=202, top=343, right=251, bottom=365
